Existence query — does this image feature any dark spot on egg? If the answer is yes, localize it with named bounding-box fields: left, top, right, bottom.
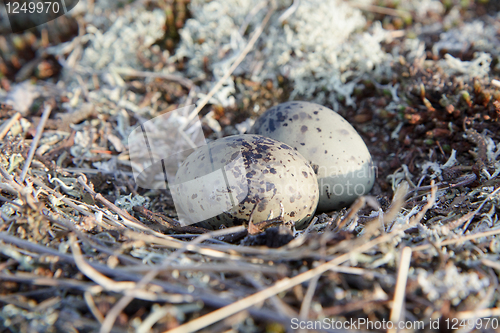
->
left=276, top=111, right=286, bottom=122
left=268, top=119, right=276, bottom=132
left=311, top=164, right=319, bottom=174
left=257, top=200, right=267, bottom=212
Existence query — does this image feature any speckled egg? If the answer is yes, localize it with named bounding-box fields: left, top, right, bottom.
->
left=172, top=134, right=319, bottom=229
left=250, top=101, right=374, bottom=212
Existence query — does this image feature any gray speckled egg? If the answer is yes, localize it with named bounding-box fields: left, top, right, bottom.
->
left=172, top=134, right=319, bottom=229
left=250, top=101, right=374, bottom=212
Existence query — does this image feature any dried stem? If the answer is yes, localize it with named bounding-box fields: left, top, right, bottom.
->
left=20, top=102, right=53, bottom=182
left=183, top=0, right=277, bottom=126
left=388, top=246, right=412, bottom=332
left=0, top=112, right=21, bottom=140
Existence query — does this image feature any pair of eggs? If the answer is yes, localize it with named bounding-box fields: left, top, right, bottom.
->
left=173, top=101, right=374, bottom=229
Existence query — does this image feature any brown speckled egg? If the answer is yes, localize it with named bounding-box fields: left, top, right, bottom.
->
left=172, top=134, right=319, bottom=229
left=250, top=101, right=374, bottom=212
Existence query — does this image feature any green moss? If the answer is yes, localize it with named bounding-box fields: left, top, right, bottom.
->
left=424, top=139, right=435, bottom=146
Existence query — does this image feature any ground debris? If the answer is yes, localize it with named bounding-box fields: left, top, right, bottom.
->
left=0, top=1, right=500, bottom=332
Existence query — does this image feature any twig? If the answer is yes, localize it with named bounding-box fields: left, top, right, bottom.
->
left=322, top=298, right=389, bottom=317
left=239, top=0, right=268, bottom=35
left=70, top=233, right=139, bottom=292
left=0, top=165, right=38, bottom=209
left=77, top=175, right=152, bottom=231
left=413, top=186, right=500, bottom=251
left=298, top=272, right=320, bottom=326
left=111, top=67, right=194, bottom=89
left=0, top=112, right=21, bottom=140
left=455, top=307, right=500, bottom=320
left=183, top=0, right=277, bottom=127
left=0, top=194, right=22, bottom=207
left=165, top=230, right=404, bottom=333
left=99, top=226, right=246, bottom=333
left=278, top=0, right=300, bottom=23
left=388, top=246, right=412, bottom=333
left=336, top=196, right=366, bottom=230
left=124, top=230, right=230, bottom=253
left=285, top=217, right=318, bottom=249
left=61, top=167, right=134, bottom=177
left=242, top=272, right=297, bottom=318
left=127, top=228, right=338, bottom=262
left=30, top=177, right=124, bottom=229
left=132, top=205, right=215, bottom=234
left=124, top=262, right=283, bottom=274
left=0, top=232, right=292, bottom=325
left=136, top=305, right=179, bottom=333
left=406, top=174, right=477, bottom=198
left=407, top=180, right=437, bottom=226
left=126, top=228, right=306, bottom=260
left=461, top=186, right=500, bottom=234
left=20, top=102, right=53, bottom=182
left=412, top=227, right=500, bottom=252
left=0, top=272, right=103, bottom=293
left=326, top=181, right=409, bottom=258
left=43, top=214, right=140, bottom=265
left=347, top=1, right=412, bottom=19
left=84, top=291, right=105, bottom=324
left=481, top=258, right=500, bottom=271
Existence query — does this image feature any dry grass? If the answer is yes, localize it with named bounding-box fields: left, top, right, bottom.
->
left=1, top=1, right=500, bottom=332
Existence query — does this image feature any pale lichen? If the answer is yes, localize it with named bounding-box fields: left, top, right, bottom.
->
left=174, top=0, right=393, bottom=109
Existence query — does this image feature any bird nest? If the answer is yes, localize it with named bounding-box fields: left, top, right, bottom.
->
left=0, top=0, right=500, bottom=332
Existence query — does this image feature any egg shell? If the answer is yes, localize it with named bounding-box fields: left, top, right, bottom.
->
left=250, top=101, right=375, bottom=211
left=172, top=134, right=319, bottom=229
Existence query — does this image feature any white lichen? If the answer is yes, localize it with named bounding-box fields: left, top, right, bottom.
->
left=80, top=9, right=166, bottom=71
left=420, top=149, right=458, bottom=180
left=432, top=19, right=500, bottom=58
left=174, top=0, right=393, bottom=108
left=439, top=52, right=492, bottom=79
left=417, top=265, right=490, bottom=305
left=115, top=193, right=149, bottom=212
